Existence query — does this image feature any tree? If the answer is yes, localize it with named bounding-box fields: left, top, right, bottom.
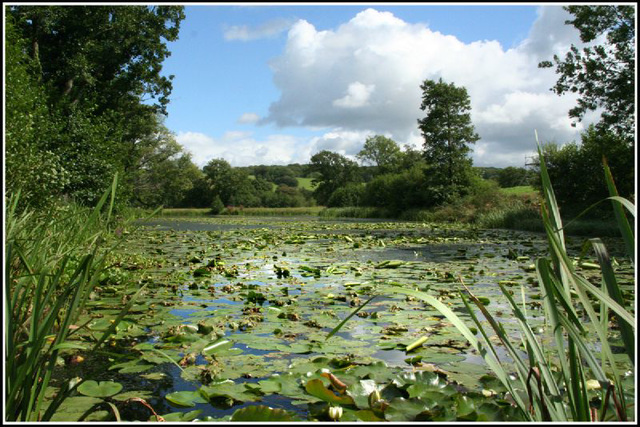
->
left=539, top=6, right=635, bottom=141
left=533, top=126, right=634, bottom=217
left=309, top=151, right=360, bottom=205
left=417, top=78, right=480, bottom=201
left=6, top=6, right=185, bottom=206
left=497, top=167, right=533, bottom=188
left=130, top=121, right=202, bottom=208
left=356, top=135, right=403, bottom=175
left=202, top=159, right=261, bottom=207
left=5, top=17, right=69, bottom=207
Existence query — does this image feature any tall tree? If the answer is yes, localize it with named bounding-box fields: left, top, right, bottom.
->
left=309, top=151, right=360, bottom=205
left=539, top=5, right=635, bottom=141
left=356, top=135, right=403, bottom=175
left=6, top=5, right=185, bottom=205
left=417, top=78, right=479, bottom=200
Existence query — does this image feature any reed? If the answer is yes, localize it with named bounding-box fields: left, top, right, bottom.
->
left=330, top=141, right=636, bottom=421
left=5, top=175, right=148, bottom=421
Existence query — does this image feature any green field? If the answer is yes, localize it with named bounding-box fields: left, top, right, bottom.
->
left=296, top=177, right=317, bottom=190
left=499, top=185, right=537, bottom=196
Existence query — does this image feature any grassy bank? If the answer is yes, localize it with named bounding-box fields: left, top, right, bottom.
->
left=159, top=206, right=324, bottom=217
left=5, top=176, right=145, bottom=421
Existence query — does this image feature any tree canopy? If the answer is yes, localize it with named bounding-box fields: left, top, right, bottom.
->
left=418, top=78, right=480, bottom=202
left=539, top=5, right=635, bottom=141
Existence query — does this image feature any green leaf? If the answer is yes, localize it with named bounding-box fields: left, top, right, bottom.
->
left=230, top=405, right=302, bottom=421
left=304, top=379, right=356, bottom=406
left=165, top=390, right=207, bottom=407
left=77, top=380, right=123, bottom=398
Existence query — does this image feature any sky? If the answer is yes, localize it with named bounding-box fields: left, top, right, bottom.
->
left=160, top=3, right=603, bottom=169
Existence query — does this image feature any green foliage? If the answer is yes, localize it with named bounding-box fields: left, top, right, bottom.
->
left=418, top=78, right=479, bottom=197
left=210, top=195, right=225, bottom=215
left=539, top=5, right=635, bottom=140
left=356, top=135, right=403, bottom=175
left=4, top=17, right=70, bottom=207
left=327, top=183, right=367, bottom=208
left=310, top=151, right=361, bottom=205
left=497, top=167, right=534, bottom=188
left=129, top=117, right=203, bottom=208
left=533, top=126, right=634, bottom=218
left=5, top=5, right=186, bottom=207
left=5, top=176, right=147, bottom=421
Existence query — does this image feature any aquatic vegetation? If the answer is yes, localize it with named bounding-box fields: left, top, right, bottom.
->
left=21, top=186, right=633, bottom=421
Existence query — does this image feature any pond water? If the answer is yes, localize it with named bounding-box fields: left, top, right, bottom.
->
left=49, top=216, right=634, bottom=422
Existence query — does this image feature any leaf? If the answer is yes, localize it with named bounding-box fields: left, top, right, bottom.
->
left=202, top=339, right=242, bottom=357
left=405, top=336, right=429, bottom=353
left=230, top=405, right=302, bottom=421
left=158, top=410, right=203, bottom=422
left=77, top=380, right=123, bottom=398
left=304, top=379, right=356, bottom=406
left=165, top=390, right=207, bottom=407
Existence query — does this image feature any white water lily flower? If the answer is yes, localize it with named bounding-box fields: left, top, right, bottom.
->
left=328, top=406, right=343, bottom=420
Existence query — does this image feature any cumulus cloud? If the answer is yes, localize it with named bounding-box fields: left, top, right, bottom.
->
left=237, top=112, right=261, bottom=124
left=260, top=6, right=595, bottom=167
left=224, top=18, right=294, bottom=41
left=333, top=82, right=376, bottom=108
left=175, top=130, right=306, bottom=167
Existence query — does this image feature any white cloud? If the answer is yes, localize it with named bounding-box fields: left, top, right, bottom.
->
left=260, top=6, right=596, bottom=167
left=333, top=82, right=376, bottom=108
left=175, top=130, right=306, bottom=167
left=237, top=112, right=261, bottom=124
left=224, top=18, right=294, bottom=41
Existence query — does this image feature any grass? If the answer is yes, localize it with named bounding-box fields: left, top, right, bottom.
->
left=330, top=143, right=636, bottom=421
left=221, top=206, right=324, bottom=216
left=296, top=177, right=317, bottom=191
left=499, top=185, right=537, bottom=196
left=159, top=206, right=323, bottom=217
left=159, top=208, right=211, bottom=217
left=5, top=175, right=149, bottom=421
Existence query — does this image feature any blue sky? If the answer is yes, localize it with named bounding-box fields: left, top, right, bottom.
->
left=159, top=4, right=598, bottom=168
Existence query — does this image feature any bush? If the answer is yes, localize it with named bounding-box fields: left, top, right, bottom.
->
left=327, top=183, right=366, bottom=207
left=273, top=175, right=298, bottom=187
left=209, top=195, right=225, bottom=214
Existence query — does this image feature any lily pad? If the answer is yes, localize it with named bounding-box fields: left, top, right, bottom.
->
left=165, top=390, right=208, bottom=407
left=304, top=378, right=356, bottom=406
left=229, top=405, right=302, bottom=421
left=77, top=380, right=123, bottom=398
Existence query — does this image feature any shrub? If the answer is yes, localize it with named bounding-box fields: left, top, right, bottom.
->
left=327, top=183, right=366, bottom=207
left=209, top=195, right=225, bottom=214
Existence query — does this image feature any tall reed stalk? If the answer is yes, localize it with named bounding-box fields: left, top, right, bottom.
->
left=5, top=175, right=147, bottom=421
left=330, top=141, right=636, bottom=421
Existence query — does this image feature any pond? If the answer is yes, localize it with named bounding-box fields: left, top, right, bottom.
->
left=48, top=216, right=635, bottom=422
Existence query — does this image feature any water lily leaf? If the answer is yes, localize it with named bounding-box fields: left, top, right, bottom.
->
left=52, top=341, right=89, bottom=351
left=193, top=267, right=211, bottom=277
left=478, top=374, right=508, bottom=394
left=455, top=395, right=478, bottom=421
left=346, top=379, right=378, bottom=409
left=49, top=396, right=104, bottom=421
left=77, top=380, right=123, bottom=398
left=354, top=409, right=386, bottom=421
left=202, top=338, right=242, bottom=356
left=305, top=379, right=356, bottom=406
left=140, top=372, right=167, bottom=381
left=200, top=381, right=260, bottom=403
left=375, top=260, right=405, bottom=269
left=157, top=410, right=203, bottom=422
left=165, top=390, right=207, bottom=407
left=385, top=397, right=437, bottom=421
left=111, top=390, right=154, bottom=401
left=230, top=405, right=302, bottom=421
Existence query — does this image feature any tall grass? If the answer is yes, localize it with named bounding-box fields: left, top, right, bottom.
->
left=330, top=142, right=636, bottom=421
left=5, top=175, right=148, bottom=421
